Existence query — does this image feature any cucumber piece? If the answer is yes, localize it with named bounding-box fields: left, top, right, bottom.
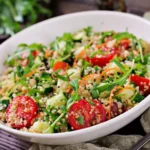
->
left=47, top=92, right=66, bottom=107
left=68, top=68, right=81, bottom=80
left=30, top=121, right=49, bottom=133
left=116, top=87, right=135, bottom=101
left=57, top=79, right=69, bottom=93
left=73, top=31, right=85, bottom=41
left=34, top=56, right=42, bottom=65
left=74, top=46, right=84, bottom=56
left=58, top=41, right=66, bottom=49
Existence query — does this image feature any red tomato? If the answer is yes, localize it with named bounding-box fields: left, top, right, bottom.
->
left=68, top=99, right=92, bottom=130
left=120, top=39, right=130, bottom=49
left=6, top=96, right=38, bottom=129
left=91, top=100, right=106, bottom=124
left=32, top=50, right=39, bottom=57
left=68, top=99, right=107, bottom=130
left=53, top=61, right=69, bottom=72
left=130, top=74, right=150, bottom=95
left=86, top=48, right=117, bottom=67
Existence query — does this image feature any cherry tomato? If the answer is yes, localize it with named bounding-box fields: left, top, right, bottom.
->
left=68, top=99, right=93, bottom=130
left=68, top=99, right=107, bottom=130
left=130, top=74, right=150, bottom=95
left=6, top=96, right=38, bottom=129
left=91, top=100, right=106, bottom=124
left=120, top=39, right=130, bottom=49
left=86, top=48, right=117, bottom=67
left=53, top=61, right=69, bottom=72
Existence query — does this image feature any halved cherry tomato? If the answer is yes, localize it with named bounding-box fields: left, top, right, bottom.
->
left=6, top=96, right=38, bottom=129
left=91, top=100, right=106, bottom=124
left=86, top=48, right=117, bottom=67
left=130, top=75, right=150, bottom=95
left=119, top=39, right=130, bottom=49
left=53, top=61, right=69, bottom=72
left=68, top=99, right=92, bottom=130
left=68, top=99, right=106, bottom=130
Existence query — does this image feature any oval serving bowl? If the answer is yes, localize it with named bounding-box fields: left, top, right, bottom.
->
left=0, top=11, right=150, bottom=145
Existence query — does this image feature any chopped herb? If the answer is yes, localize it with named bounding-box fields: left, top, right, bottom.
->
left=76, top=116, right=84, bottom=125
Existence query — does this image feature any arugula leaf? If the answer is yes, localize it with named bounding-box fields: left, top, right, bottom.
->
left=95, top=65, right=133, bottom=93
left=40, top=72, right=51, bottom=80
left=69, top=79, right=79, bottom=91
left=98, top=31, right=114, bottom=44
left=0, top=99, right=10, bottom=111
left=133, top=63, right=146, bottom=76
left=132, top=92, right=144, bottom=102
left=113, top=32, right=136, bottom=40
left=113, top=58, right=126, bottom=73
left=76, top=116, right=84, bottom=125
left=16, top=66, right=24, bottom=77
left=84, top=26, right=92, bottom=36
left=55, top=71, right=68, bottom=82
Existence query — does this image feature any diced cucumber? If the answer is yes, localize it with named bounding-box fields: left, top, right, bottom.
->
left=74, top=46, right=84, bottom=56
left=68, top=68, right=81, bottom=80
left=116, top=88, right=135, bottom=101
left=30, top=121, right=49, bottom=133
left=34, top=56, right=42, bottom=65
left=73, top=31, right=85, bottom=41
left=58, top=41, right=66, bottom=49
left=57, top=79, right=69, bottom=93
left=47, top=92, right=66, bottom=107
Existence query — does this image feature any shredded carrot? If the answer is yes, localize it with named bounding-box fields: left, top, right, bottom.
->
left=96, top=43, right=106, bottom=49
left=100, top=67, right=122, bottom=80
left=108, top=86, right=122, bottom=120
left=25, top=69, right=39, bottom=78
left=73, top=49, right=85, bottom=67
left=45, top=49, right=53, bottom=59
left=79, top=73, right=101, bottom=85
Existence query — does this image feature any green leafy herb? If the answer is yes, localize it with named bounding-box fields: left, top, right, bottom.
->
left=0, top=99, right=10, bottom=111
left=69, top=79, right=79, bottom=91
left=95, top=64, right=133, bottom=93
left=113, top=58, right=126, bottom=73
left=132, top=93, right=144, bottom=102
left=55, top=71, right=68, bottom=82
left=41, top=72, right=51, bottom=80
left=84, top=26, right=92, bottom=36
left=16, top=66, right=24, bottom=77
left=98, top=31, right=114, bottom=44
left=76, top=116, right=84, bottom=125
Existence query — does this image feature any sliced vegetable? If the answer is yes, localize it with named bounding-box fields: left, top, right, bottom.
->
left=46, top=93, right=67, bottom=107
left=86, top=48, right=117, bottom=67
left=53, top=62, right=69, bottom=72
left=6, top=96, right=38, bottom=129
left=68, top=99, right=93, bottom=130
left=130, top=74, right=150, bottom=95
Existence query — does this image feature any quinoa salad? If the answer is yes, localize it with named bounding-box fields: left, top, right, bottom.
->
left=0, top=27, right=150, bottom=133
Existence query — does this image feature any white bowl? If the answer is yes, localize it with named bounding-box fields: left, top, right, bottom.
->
left=0, top=11, right=150, bottom=145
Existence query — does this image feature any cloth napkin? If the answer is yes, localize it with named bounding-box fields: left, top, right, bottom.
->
left=29, top=108, right=150, bottom=150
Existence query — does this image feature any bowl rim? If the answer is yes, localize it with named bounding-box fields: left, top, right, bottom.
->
left=1, top=10, right=150, bottom=138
